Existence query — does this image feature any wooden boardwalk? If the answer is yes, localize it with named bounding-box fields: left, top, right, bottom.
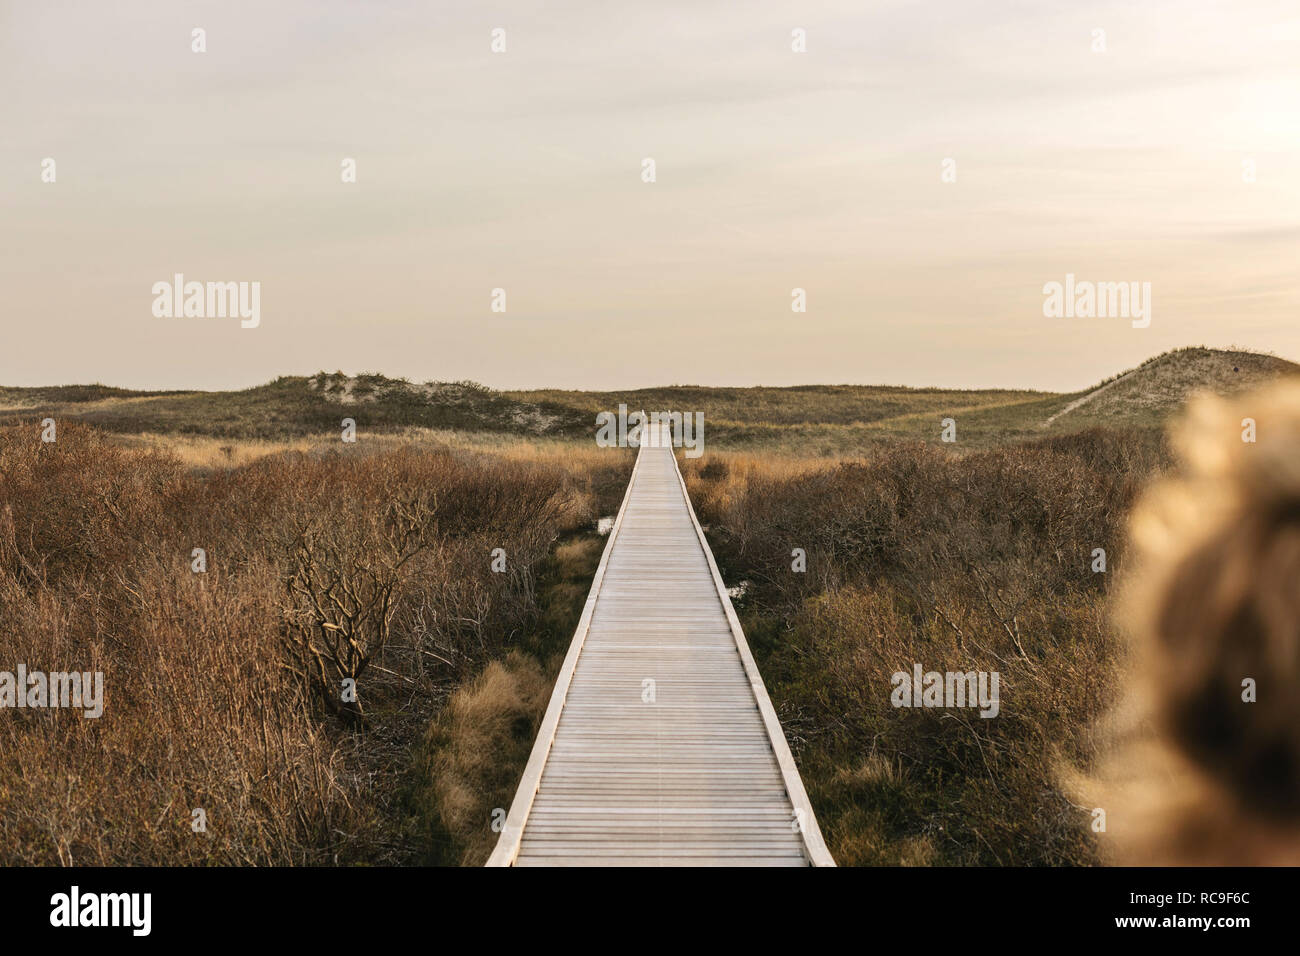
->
left=487, top=426, right=834, bottom=866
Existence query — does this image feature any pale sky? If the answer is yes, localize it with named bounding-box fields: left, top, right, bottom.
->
left=2, top=0, right=1297, bottom=392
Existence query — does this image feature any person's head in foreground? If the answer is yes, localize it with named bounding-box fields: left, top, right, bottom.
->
left=1101, top=378, right=1300, bottom=865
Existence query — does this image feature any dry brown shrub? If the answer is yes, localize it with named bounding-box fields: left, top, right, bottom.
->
left=681, top=428, right=1170, bottom=865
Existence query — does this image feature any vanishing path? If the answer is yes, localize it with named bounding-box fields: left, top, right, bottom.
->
left=487, top=426, right=833, bottom=866
left=1042, top=367, right=1141, bottom=426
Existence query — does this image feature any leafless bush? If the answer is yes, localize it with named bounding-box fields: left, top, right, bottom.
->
left=280, top=490, right=437, bottom=726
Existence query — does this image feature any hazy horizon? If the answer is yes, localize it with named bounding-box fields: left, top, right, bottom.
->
left=4, top=0, right=1298, bottom=393
left=4, top=343, right=1297, bottom=397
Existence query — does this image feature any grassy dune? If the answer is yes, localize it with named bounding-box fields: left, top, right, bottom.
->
left=0, top=376, right=587, bottom=441
left=7, top=347, right=1292, bottom=454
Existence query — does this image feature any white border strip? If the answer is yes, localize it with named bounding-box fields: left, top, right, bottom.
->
left=485, top=441, right=646, bottom=867
left=668, top=448, right=837, bottom=867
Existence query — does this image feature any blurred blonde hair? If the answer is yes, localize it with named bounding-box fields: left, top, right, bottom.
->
left=1096, top=379, right=1300, bottom=865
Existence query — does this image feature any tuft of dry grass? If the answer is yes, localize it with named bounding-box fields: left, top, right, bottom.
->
left=408, top=651, right=554, bottom=866
left=403, top=532, right=606, bottom=865
left=114, top=432, right=320, bottom=469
